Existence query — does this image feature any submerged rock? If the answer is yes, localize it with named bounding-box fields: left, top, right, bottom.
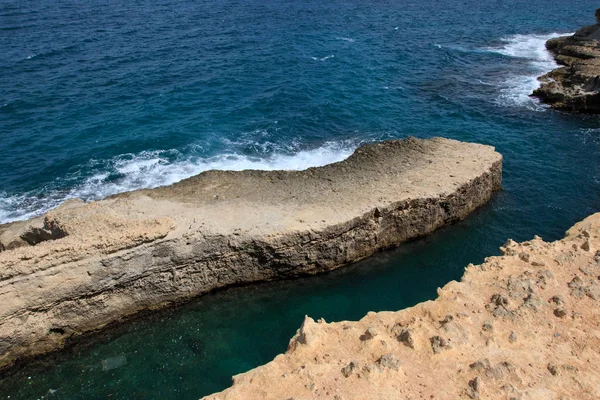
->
left=100, top=354, right=127, bottom=371
left=0, top=137, right=502, bottom=371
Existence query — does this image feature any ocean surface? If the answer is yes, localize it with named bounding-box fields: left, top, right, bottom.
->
left=1, top=0, right=600, bottom=398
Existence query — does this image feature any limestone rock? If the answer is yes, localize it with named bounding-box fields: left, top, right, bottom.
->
left=0, top=137, right=502, bottom=371
left=532, top=9, right=600, bottom=113
left=203, top=213, right=600, bottom=400
left=360, top=327, right=378, bottom=341
left=341, top=361, right=357, bottom=378
left=375, top=353, right=400, bottom=371
left=397, top=328, right=415, bottom=349
left=429, top=335, right=450, bottom=354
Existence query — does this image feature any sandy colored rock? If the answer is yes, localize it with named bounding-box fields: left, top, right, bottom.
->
left=532, top=9, right=600, bottom=112
left=0, top=137, right=502, bottom=371
left=203, top=214, right=600, bottom=400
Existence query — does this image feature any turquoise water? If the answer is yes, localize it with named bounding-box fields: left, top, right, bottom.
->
left=1, top=0, right=600, bottom=398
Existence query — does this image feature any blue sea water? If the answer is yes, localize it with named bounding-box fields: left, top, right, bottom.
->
left=1, top=0, right=600, bottom=398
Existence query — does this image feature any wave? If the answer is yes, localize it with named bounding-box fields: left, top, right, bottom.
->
left=434, top=43, right=492, bottom=55
left=0, top=141, right=359, bottom=223
left=487, top=33, right=564, bottom=62
left=485, top=32, right=571, bottom=110
left=311, top=55, right=335, bottom=61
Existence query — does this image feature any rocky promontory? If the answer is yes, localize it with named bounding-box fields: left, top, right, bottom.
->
left=204, top=213, right=600, bottom=400
left=0, top=137, right=502, bottom=371
left=532, top=10, right=600, bottom=112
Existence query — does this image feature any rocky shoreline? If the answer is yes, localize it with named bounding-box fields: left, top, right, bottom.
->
left=204, top=213, right=600, bottom=400
left=0, top=137, right=502, bottom=371
left=532, top=10, right=600, bottom=112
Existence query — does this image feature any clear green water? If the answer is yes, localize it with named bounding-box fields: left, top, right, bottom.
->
left=1, top=0, right=600, bottom=398
left=3, top=207, right=509, bottom=399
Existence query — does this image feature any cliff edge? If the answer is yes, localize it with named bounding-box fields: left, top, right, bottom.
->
left=204, top=213, right=600, bottom=400
left=0, top=137, right=502, bottom=371
left=532, top=9, right=600, bottom=112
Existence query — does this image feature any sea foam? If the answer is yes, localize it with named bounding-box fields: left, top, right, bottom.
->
left=0, top=141, right=358, bottom=224
left=486, top=32, right=571, bottom=110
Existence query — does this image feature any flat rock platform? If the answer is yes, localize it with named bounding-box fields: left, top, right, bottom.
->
left=0, top=137, right=502, bottom=370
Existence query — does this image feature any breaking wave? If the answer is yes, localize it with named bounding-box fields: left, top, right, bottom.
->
left=486, top=32, right=571, bottom=109
left=0, top=140, right=359, bottom=223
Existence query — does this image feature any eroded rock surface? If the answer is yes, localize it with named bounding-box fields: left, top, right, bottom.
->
left=204, top=214, right=600, bottom=400
left=532, top=9, right=600, bottom=112
left=0, top=137, right=502, bottom=371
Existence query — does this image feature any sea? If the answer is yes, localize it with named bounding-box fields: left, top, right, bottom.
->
left=1, top=0, right=599, bottom=398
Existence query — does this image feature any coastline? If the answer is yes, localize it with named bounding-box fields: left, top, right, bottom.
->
left=532, top=10, right=600, bottom=112
left=0, top=137, right=502, bottom=372
left=3, top=2, right=600, bottom=398
left=204, top=213, right=600, bottom=400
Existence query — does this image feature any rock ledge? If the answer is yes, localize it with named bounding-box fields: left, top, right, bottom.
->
left=0, top=137, right=501, bottom=371
left=532, top=9, right=600, bottom=112
left=204, top=214, right=600, bottom=400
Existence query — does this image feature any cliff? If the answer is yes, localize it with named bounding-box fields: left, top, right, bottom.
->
left=204, top=213, right=600, bottom=400
left=0, top=137, right=502, bottom=371
left=532, top=9, right=600, bottom=112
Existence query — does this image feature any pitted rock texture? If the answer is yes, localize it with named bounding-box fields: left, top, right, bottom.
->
left=203, top=214, right=600, bottom=400
left=0, top=137, right=501, bottom=371
left=532, top=9, right=600, bottom=112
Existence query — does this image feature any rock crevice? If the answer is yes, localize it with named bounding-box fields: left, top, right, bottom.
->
left=203, top=213, right=600, bottom=400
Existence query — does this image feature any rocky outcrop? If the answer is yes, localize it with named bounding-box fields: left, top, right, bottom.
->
left=532, top=10, right=600, bottom=112
left=203, top=213, right=600, bottom=400
left=0, top=137, right=501, bottom=371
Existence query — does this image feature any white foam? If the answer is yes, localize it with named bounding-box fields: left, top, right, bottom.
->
left=490, top=33, right=562, bottom=61
left=486, top=32, right=572, bottom=110
left=0, top=141, right=358, bottom=223
left=337, top=37, right=355, bottom=42
left=312, top=55, right=335, bottom=61
left=0, top=193, right=44, bottom=223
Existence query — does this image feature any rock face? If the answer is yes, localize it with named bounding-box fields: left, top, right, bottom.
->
left=532, top=10, right=600, bottom=112
left=203, top=214, right=600, bottom=400
left=0, top=137, right=502, bottom=371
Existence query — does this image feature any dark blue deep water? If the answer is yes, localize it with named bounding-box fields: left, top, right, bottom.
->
left=1, top=0, right=600, bottom=398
